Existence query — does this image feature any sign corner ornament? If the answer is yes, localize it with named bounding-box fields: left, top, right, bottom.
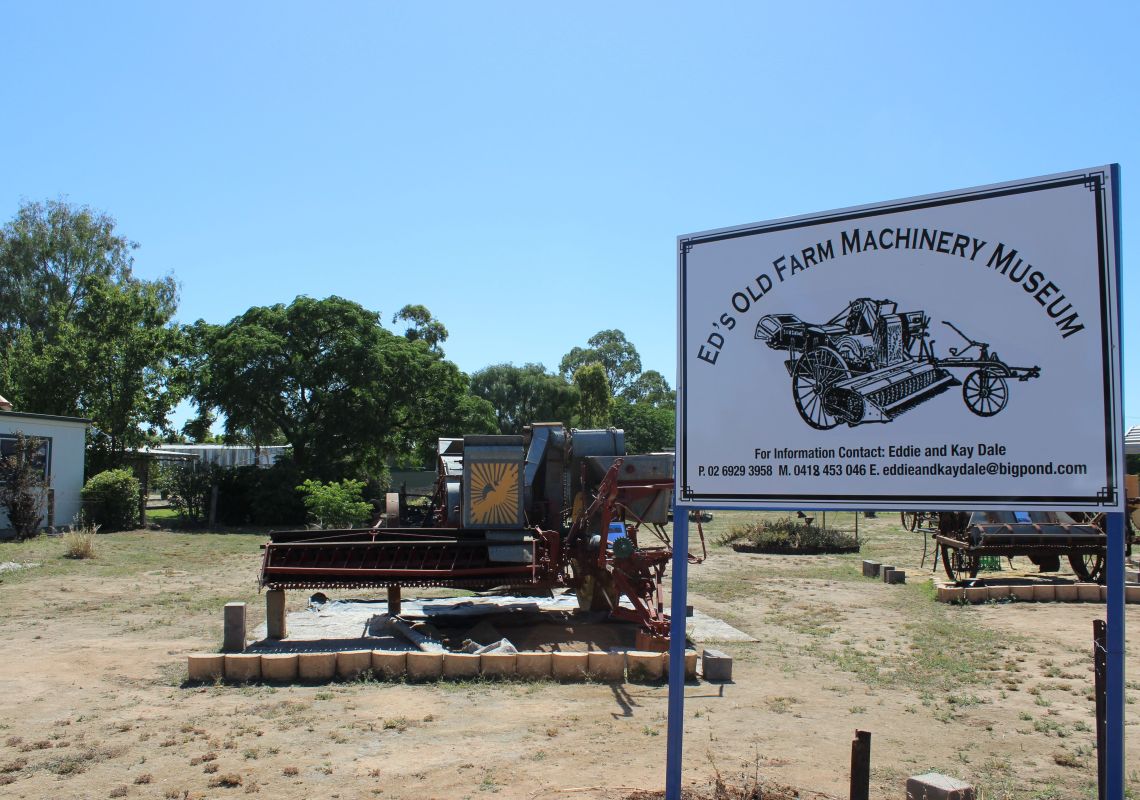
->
left=677, top=165, right=1123, bottom=512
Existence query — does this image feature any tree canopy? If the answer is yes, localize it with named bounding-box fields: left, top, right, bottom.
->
left=469, top=363, right=579, bottom=435
left=192, top=295, right=492, bottom=479
left=558, top=329, right=642, bottom=398
left=0, top=200, right=183, bottom=466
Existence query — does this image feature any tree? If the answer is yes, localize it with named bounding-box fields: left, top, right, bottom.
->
left=610, top=400, right=675, bottom=454
left=192, top=296, right=481, bottom=481
left=392, top=304, right=448, bottom=351
left=626, top=369, right=675, bottom=408
left=0, top=201, right=184, bottom=467
left=469, top=363, right=580, bottom=434
left=559, top=329, right=642, bottom=398
left=573, top=364, right=611, bottom=428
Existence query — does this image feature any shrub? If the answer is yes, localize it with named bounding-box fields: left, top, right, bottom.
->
left=165, top=463, right=215, bottom=525
left=722, top=516, right=859, bottom=554
left=212, top=461, right=307, bottom=526
left=0, top=432, right=49, bottom=540
left=297, top=479, right=373, bottom=529
left=80, top=469, right=140, bottom=532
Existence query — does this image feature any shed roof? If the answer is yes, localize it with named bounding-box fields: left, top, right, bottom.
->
left=1127, top=426, right=1140, bottom=456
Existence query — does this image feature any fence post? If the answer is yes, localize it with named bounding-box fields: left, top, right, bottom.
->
left=850, top=729, right=870, bottom=800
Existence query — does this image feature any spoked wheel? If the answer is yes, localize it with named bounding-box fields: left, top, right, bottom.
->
left=901, top=512, right=918, bottom=531
left=963, top=369, right=1009, bottom=417
left=1068, top=552, right=1105, bottom=583
left=941, top=543, right=980, bottom=582
left=792, top=347, right=852, bottom=429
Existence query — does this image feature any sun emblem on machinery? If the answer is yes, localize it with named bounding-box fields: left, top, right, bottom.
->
left=754, top=297, right=1041, bottom=429
left=468, top=461, right=520, bottom=525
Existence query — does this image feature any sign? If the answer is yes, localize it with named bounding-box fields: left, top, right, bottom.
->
left=677, top=166, right=1123, bottom=511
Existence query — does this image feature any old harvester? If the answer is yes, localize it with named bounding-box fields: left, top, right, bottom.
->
left=258, top=424, right=690, bottom=647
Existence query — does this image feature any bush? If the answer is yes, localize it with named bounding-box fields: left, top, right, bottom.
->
left=0, top=432, right=49, bottom=540
left=721, top=516, right=859, bottom=554
left=297, top=479, right=373, bottom=529
left=213, top=461, right=307, bottom=527
left=80, top=469, right=140, bottom=532
left=164, top=463, right=214, bottom=525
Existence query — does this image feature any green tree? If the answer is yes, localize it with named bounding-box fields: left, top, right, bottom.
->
left=610, top=400, right=675, bottom=454
left=559, top=329, right=642, bottom=398
left=573, top=363, right=611, bottom=428
left=469, top=363, right=580, bottom=434
left=0, top=201, right=183, bottom=466
left=392, top=304, right=448, bottom=351
left=626, top=369, right=675, bottom=408
left=192, top=296, right=481, bottom=480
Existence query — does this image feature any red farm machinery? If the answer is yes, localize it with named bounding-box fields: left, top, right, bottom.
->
left=258, top=424, right=693, bottom=648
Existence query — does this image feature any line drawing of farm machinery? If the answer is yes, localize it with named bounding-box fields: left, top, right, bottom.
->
left=755, top=298, right=1041, bottom=429
left=258, top=424, right=695, bottom=648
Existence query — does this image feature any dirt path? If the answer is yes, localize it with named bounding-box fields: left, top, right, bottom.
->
left=0, top=523, right=1135, bottom=799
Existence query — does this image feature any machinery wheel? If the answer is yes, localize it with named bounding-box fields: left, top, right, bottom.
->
left=792, top=347, right=852, bottom=429
left=900, top=512, right=918, bottom=531
left=962, top=369, right=1009, bottom=417
left=1068, top=552, right=1105, bottom=583
left=941, top=543, right=980, bottom=582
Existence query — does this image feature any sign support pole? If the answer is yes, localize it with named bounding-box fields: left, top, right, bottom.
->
left=1105, top=511, right=1126, bottom=799
left=664, top=510, right=689, bottom=800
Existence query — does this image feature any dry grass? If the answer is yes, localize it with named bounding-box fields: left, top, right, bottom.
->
left=62, top=525, right=99, bottom=559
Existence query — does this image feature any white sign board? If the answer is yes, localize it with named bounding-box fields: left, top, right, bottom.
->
left=677, top=166, right=1123, bottom=511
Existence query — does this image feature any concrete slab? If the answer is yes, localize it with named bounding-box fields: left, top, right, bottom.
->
left=187, top=653, right=225, bottom=681
left=223, top=602, right=247, bottom=652
left=906, top=772, right=975, bottom=799
left=224, top=653, right=261, bottom=682
left=406, top=651, right=444, bottom=681
left=336, top=650, right=372, bottom=680
left=701, top=648, right=732, bottom=682
left=443, top=652, right=480, bottom=679
left=480, top=652, right=516, bottom=678
left=371, top=650, right=407, bottom=678
left=552, top=651, right=589, bottom=681
left=297, top=652, right=336, bottom=681
left=587, top=651, right=625, bottom=682
left=516, top=652, right=552, bottom=679
left=626, top=651, right=664, bottom=682
left=261, top=653, right=298, bottom=682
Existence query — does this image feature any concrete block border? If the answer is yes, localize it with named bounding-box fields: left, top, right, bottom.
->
left=933, top=581, right=1133, bottom=604
left=188, top=647, right=718, bottom=686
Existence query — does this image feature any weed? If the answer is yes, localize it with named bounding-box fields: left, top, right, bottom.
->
left=135, top=773, right=153, bottom=784
left=208, top=773, right=243, bottom=788
left=282, top=766, right=299, bottom=776
left=109, top=786, right=128, bottom=798
left=382, top=717, right=408, bottom=732
left=62, top=525, right=99, bottom=559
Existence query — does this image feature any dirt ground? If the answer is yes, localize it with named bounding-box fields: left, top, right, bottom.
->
left=0, top=513, right=1136, bottom=799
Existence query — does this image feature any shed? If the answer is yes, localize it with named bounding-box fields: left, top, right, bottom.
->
left=1127, top=425, right=1139, bottom=456
left=0, top=409, right=90, bottom=535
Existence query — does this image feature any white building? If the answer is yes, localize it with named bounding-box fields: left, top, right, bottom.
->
left=0, top=408, right=90, bottom=534
left=152, top=443, right=291, bottom=468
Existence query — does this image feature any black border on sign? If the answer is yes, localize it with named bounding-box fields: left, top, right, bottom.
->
left=678, top=170, right=1119, bottom=509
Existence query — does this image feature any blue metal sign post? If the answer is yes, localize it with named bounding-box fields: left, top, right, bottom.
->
left=664, top=511, right=689, bottom=800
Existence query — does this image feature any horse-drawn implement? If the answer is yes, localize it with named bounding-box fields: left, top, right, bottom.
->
left=755, top=297, right=1040, bottom=429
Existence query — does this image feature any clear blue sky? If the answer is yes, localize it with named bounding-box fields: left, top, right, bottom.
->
left=3, top=1, right=1137, bottom=431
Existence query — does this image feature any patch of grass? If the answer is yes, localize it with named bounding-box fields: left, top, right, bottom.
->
left=62, top=525, right=98, bottom=559
left=382, top=717, right=409, bottom=732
